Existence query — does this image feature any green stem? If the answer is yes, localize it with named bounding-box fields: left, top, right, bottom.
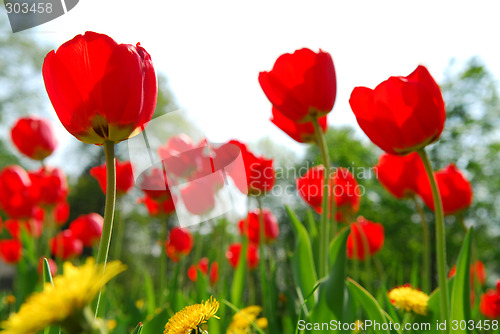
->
left=38, top=207, right=54, bottom=258
left=413, top=196, right=431, bottom=293
left=111, top=199, right=125, bottom=260
left=159, top=220, right=168, bottom=307
left=312, top=117, right=332, bottom=279
left=94, top=140, right=116, bottom=316
left=356, top=221, right=373, bottom=291
left=418, top=149, right=449, bottom=326
left=256, top=197, right=277, bottom=333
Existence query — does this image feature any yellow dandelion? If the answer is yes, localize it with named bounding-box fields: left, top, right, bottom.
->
left=227, top=306, right=268, bottom=334
left=164, top=296, right=219, bottom=334
left=135, top=299, right=145, bottom=309
left=353, top=320, right=363, bottom=333
left=0, top=258, right=126, bottom=334
left=388, top=284, right=429, bottom=316
left=106, top=319, right=117, bottom=331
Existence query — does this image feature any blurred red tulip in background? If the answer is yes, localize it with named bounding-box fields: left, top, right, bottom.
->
left=238, top=208, right=279, bottom=244
left=449, top=260, right=486, bottom=286
left=0, top=239, right=22, bottom=264
left=10, top=116, right=57, bottom=160
left=0, top=165, right=38, bottom=219
left=375, top=152, right=425, bottom=199
left=417, top=164, right=473, bottom=215
left=226, top=243, right=259, bottom=270
left=50, top=229, right=83, bottom=260
left=29, top=167, right=68, bottom=207
left=347, top=217, right=384, bottom=260
left=297, top=166, right=360, bottom=218
left=69, top=213, right=104, bottom=247
left=165, top=227, right=193, bottom=262
left=90, top=160, right=134, bottom=196
left=480, top=281, right=500, bottom=319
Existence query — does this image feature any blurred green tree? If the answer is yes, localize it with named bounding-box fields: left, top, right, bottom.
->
left=0, top=14, right=48, bottom=169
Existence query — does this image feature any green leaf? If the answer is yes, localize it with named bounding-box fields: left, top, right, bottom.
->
left=305, top=209, right=318, bottom=243
left=131, top=322, right=143, bottom=334
left=450, top=227, right=474, bottom=332
left=230, top=235, right=247, bottom=308
left=42, top=258, right=61, bottom=334
left=346, top=278, right=396, bottom=334
left=379, top=285, right=400, bottom=325
left=310, top=227, right=350, bottom=327
left=414, top=277, right=454, bottom=331
left=142, top=271, right=156, bottom=316
left=15, top=252, right=38, bottom=310
left=286, top=205, right=318, bottom=312
left=195, top=267, right=209, bottom=301
left=42, top=258, right=54, bottom=285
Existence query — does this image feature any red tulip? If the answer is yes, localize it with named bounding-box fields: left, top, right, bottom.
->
left=187, top=265, right=198, bottom=282
left=24, top=216, right=44, bottom=238
left=38, top=257, right=58, bottom=277
left=218, top=140, right=274, bottom=196
left=209, top=261, right=219, bottom=284
left=349, top=65, right=446, bottom=155
left=271, top=107, right=328, bottom=143
left=138, top=168, right=172, bottom=200
left=480, top=281, right=500, bottom=319
left=29, top=167, right=69, bottom=207
left=10, top=116, right=57, bottom=160
left=238, top=209, right=279, bottom=244
left=54, top=201, right=70, bottom=225
left=42, top=31, right=157, bottom=145
left=1, top=219, right=21, bottom=239
left=198, top=257, right=209, bottom=275
left=375, top=152, right=425, bottom=199
left=296, top=166, right=361, bottom=219
left=226, top=243, right=259, bottom=270
left=187, top=257, right=218, bottom=284
left=69, top=213, right=104, bottom=247
left=417, top=164, right=473, bottom=215
left=333, top=168, right=361, bottom=218
left=90, top=160, right=134, bottom=196
left=180, top=179, right=216, bottom=216
left=165, top=227, right=193, bottom=262
left=50, top=230, right=83, bottom=260
left=346, top=217, right=384, bottom=260
left=158, top=135, right=209, bottom=179
left=0, top=239, right=22, bottom=264
left=158, top=134, right=198, bottom=160
left=139, top=194, right=176, bottom=218
left=0, top=165, right=37, bottom=219
left=3, top=217, right=43, bottom=239
left=259, top=48, right=336, bottom=123
left=448, top=260, right=486, bottom=286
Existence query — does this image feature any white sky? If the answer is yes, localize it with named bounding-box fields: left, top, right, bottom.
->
left=11, top=0, right=500, bottom=157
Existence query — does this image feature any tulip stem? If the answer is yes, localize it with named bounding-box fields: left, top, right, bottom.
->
left=159, top=220, right=167, bottom=307
left=256, top=197, right=277, bottom=333
left=418, top=148, right=449, bottom=327
left=413, top=196, right=431, bottom=294
left=312, top=117, right=332, bottom=279
left=94, top=140, right=117, bottom=317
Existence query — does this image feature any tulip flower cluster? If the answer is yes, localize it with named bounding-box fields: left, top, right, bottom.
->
left=0, top=29, right=497, bottom=334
